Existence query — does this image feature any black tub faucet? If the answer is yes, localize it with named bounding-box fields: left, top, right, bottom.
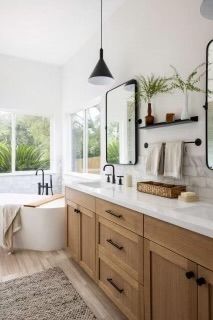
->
left=103, top=164, right=116, bottom=184
left=35, top=169, right=54, bottom=195
left=36, top=168, right=45, bottom=195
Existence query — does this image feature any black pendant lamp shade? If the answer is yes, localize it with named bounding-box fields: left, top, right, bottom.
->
left=89, top=48, right=114, bottom=85
left=88, top=0, right=114, bottom=85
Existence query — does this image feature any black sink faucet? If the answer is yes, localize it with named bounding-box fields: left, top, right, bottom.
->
left=103, top=164, right=116, bottom=184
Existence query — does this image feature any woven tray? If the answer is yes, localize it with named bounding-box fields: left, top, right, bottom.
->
left=137, top=181, right=186, bottom=198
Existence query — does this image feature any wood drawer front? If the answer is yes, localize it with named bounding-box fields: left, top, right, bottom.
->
left=96, top=198, right=143, bottom=236
left=144, top=216, right=213, bottom=271
left=98, top=254, right=140, bottom=320
left=65, top=187, right=95, bottom=212
left=98, top=216, right=143, bottom=283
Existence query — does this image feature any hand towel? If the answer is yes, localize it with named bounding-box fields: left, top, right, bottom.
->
left=2, top=204, right=22, bottom=251
left=164, top=141, right=184, bottom=179
left=145, top=143, right=164, bottom=176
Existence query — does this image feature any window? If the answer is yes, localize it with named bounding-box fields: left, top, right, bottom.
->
left=0, top=111, right=51, bottom=174
left=70, top=106, right=101, bottom=174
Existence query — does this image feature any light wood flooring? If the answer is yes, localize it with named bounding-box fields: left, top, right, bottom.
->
left=0, top=248, right=127, bottom=320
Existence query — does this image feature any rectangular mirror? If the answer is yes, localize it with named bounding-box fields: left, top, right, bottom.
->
left=106, top=79, right=138, bottom=165
left=206, top=40, right=213, bottom=169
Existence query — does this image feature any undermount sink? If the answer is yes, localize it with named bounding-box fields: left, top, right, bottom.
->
left=78, top=181, right=102, bottom=189
left=173, top=205, right=213, bottom=221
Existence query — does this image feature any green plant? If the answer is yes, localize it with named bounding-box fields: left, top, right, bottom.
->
left=16, top=145, right=49, bottom=171
left=137, top=74, right=172, bottom=103
left=0, top=143, right=11, bottom=173
left=170, top=63, right=207, bottom=93
left=0, top=143, right=49, bottom=172
left=107, top=139, right=119, bottom=164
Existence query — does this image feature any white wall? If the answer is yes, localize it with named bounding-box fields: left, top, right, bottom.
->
left=62, top=0, right=213, bottom=198
left=0, top=54, right=62, bottom=194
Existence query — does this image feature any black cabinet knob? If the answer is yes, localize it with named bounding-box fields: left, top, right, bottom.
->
left=185, top=271, right=195, bottom=279
left=74, top=209, right=80, bottom=214
left=196, top=277, right=206, bottom=286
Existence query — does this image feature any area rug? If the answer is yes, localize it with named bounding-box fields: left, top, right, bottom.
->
left=0, top=267, right=97, bottom=320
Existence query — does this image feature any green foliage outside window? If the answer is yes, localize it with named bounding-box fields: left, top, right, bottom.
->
left=0, top=112, right=50, bottom=173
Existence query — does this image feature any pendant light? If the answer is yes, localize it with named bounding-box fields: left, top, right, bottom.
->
left=200, top=0, right=213, bottom=20
left=88, top=0, right=114, bottom=85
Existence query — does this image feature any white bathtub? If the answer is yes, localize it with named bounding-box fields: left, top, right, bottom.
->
left=0, top=194, right=66, bottom=251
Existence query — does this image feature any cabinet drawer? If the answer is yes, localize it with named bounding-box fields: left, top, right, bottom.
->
left=144, top=216, right=213, bottom=271
left=96, top=198, right=143, bottom=235
left=98, top=254, right=140, bottom=320
left=65, top=187, right=95, bottom=212
left=97, top=216, right=143, bottom=283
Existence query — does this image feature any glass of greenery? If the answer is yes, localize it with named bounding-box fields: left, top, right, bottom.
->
left=170, top=64, right=206, bottom=120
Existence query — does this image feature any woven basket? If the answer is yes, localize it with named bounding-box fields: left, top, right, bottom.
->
left=137, top=181, right=186, bottom=198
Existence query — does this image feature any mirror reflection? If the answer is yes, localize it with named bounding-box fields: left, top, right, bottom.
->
left=207, top=41, right=213, bottom=169
left=106, top=80, right=137, bottom=165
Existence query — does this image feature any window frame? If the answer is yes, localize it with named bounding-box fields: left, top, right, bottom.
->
left=67, top=104, right=101, bottom=176
left=0, top=109, right=54, bottom=176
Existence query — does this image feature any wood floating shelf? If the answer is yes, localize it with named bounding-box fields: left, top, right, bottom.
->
left=139, top=116, right=199, bottom=130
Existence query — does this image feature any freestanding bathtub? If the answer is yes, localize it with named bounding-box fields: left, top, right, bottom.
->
left=0, top=193, right=66, bottom=251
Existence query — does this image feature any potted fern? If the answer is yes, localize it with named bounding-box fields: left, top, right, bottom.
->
left=170, top=64, right=206, bottom=120
left=137, top=74, right=172, bottom=125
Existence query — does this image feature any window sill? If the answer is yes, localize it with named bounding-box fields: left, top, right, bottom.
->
left=0, top=170, right=55, bottom=177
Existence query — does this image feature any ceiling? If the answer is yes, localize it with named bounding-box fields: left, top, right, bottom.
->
left=0, top=0, right=125, bottom=65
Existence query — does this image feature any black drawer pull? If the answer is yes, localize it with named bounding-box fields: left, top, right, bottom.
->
left=196, top=277, right=206, bottom=286
left=185, top=271, right=195, bottom=279
left=107, top=278, right=124, bottom=293
left=106, top=239, right=123, bottom=250
left=105, top=210, right=122, bottom=218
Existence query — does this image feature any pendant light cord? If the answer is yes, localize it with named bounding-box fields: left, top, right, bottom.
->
left=101, top=0, right=103, bottom=49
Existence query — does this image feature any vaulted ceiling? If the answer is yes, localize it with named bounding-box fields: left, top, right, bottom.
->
left=0, top=0, right=125, bottom=65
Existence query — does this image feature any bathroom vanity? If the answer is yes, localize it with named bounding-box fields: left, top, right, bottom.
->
left=65, top=183, right=213, bottom=320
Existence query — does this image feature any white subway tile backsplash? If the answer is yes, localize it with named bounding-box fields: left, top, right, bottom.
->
left=115, top=153, right=213, bottom=199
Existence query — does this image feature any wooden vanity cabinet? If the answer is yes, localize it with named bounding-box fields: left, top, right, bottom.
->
left=67, top=200, right=80, bottom=262
left=198, top=266, right=213, bottom=320
left=144, top=239, right=197, bottom=320
left=66, top=187, right=213, bottom=320
left=144, top=215, right=213, bottom=320
left=96, top=199, right=144, bottom=320
left=66, top=188, right=96, bottom=280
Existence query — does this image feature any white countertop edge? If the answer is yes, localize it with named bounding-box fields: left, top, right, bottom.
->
left=65, top=182, right=213, bottom=239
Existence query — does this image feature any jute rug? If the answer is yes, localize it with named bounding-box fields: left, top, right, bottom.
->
left=0, top=267, right=97, bottom=320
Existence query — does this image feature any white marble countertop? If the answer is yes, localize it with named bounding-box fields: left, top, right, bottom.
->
left=65, top=180, right=213, bottom=239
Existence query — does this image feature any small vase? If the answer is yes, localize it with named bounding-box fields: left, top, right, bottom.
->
left=145, top=102, right=154, bottom=126
left=181, top=90, right=190, bottom=120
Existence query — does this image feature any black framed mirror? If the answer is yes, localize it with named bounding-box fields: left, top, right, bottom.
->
left=206, top=40, right=213, bottom=169
left=106, top=79, right=138, bottom=165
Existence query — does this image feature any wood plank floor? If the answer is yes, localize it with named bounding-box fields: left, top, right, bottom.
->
left=0, top=248, right=127, bottom=320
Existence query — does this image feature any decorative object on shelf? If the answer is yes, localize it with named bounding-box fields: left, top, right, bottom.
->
left=144, top=138, right=202, bottom=149
left=166, top=113, right=175, bottom=123
left=200, top=0, right=213, bottom=20
left=137, top=181, right=186, bottom=198
left=88, top=0, right=114, bottom=85
left=140, top=116, right=199, bottom=130
left=146, top=102, right=154, bottom=125
left=137, top=74, right=172, bottom=126
left=170, top=64, right=206, bottom=120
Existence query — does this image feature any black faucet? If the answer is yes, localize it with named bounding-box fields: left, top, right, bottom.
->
left=35, top=169, right=54, bottom=195
left=36, top=169, right=45, bottom=195
left=103, top=164, right=116, bottom=184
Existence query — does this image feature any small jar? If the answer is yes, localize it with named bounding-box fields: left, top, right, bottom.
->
left=166, top=113, right=175, bottom=123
